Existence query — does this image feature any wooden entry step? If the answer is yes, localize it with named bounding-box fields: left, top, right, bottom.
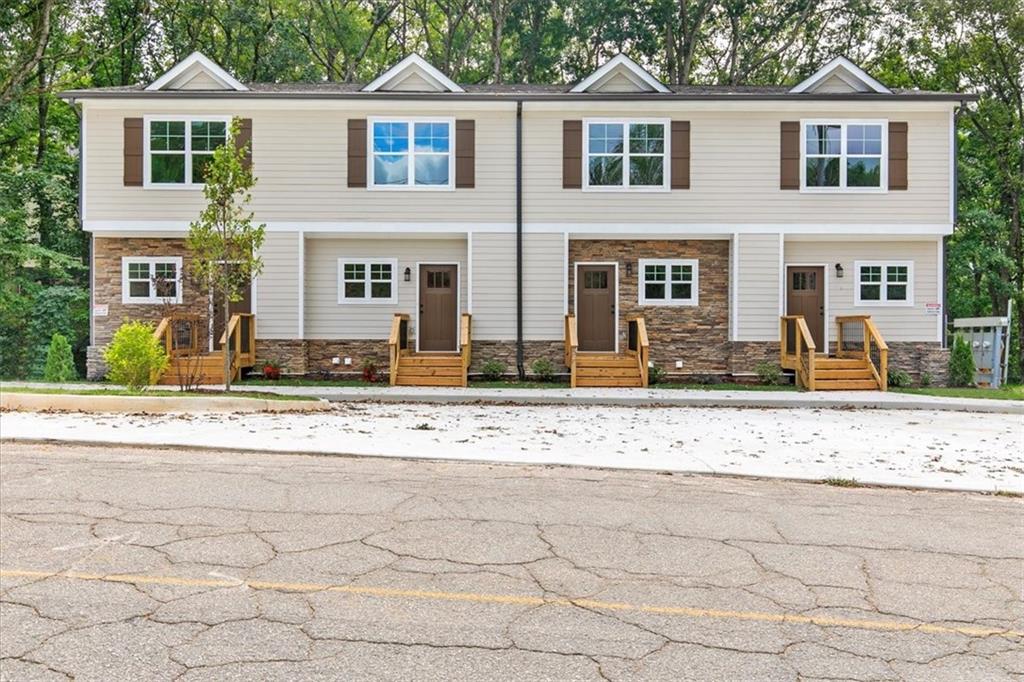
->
left=393, top=352, right=464, bottom=386
left=574, top=353, right=645, bottom=388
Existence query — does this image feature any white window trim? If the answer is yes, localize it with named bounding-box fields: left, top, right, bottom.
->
left=367, top=117, right=455, bottom=191
left=854, top=260, right=914, bottom=306
left=799, top=119, right=888, bottom=194
left=143, top=114, right=233, bottom=190
left=337, top=258, right=399, bottom=304
left=638, top=258, right=699, bottom=306
left=582, top=118, right=671, bottom=192
left=121, top=256, right=183, bottom=304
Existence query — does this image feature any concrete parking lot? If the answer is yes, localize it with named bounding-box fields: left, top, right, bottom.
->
left=1, top=441, right=1021, bottom=680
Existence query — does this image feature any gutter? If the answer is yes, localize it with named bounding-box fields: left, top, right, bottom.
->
left=516, top=100, right=525, bottom=380
left=944, top=99, right=968, bottom=348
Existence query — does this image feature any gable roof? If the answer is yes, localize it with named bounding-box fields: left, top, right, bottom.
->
left=146, top=51, right=248, bottom=92
left=362, top=54, right=464, bottom=93
left=571, top=54, right=669, bottom=94
left=789, top=56, right=891, bottom=95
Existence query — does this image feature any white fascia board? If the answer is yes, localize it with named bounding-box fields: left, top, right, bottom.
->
left=362, top=54, right=464, bottom=93
left=83, top=221, right=954, bottom=236
left=146, top=51, right=248, bottom=92
left=570, top=54, right=670, bottom=94
left=790, top=56, right=891, bottom=94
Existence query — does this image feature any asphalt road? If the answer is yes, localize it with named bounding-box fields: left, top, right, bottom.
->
left=1, top=441, right=1021, bottom=681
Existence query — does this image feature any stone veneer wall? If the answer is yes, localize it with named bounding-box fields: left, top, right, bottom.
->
left=568, top=239, right=731, bottom=376
left=87, top=237, right=206, bottom=379
left=469, top=340, right=566, bottom=377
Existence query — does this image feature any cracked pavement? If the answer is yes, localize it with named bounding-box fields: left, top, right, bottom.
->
left=1, top=441, right=1021, bottom=681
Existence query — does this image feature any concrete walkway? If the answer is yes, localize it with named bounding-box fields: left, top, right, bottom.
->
left=4, top=380, right=1022, bottom=414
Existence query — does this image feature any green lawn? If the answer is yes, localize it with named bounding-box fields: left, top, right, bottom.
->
left=893, top=385, right=1023, bottom=401
left=0, top=386, right=316, bottom=401
left=240, top=377, right=368, bottom=387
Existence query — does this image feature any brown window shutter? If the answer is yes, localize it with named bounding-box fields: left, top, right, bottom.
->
left=888, top=121, right=908, bottom=190
left=455, top=119, right=475, bottom=188
left=780, top=121, right=800, bottom=190
left=563, top=120, right=582, bottom=189
left=123, top=118, right=143, bottom=186
left=234, top=118, right=253, bottom=171
left=347, top=119, right=367, bottom=188
left=670, top=121, right=690, bottom=189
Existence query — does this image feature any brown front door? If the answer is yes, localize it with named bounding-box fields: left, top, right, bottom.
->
left=786, top=266, right=825, bottom=350
left=577, top=264, right=616, bottom=352
left=213, top=277, right=252, bottom=351
left=419, top=264, right=458, bottom=351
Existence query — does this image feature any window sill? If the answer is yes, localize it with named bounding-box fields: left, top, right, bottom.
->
left=582, top=186, right=671, bottom=193
left=336, top=299, right=399, bottom=305
left=799, top=187, right=888, bottom=194
left=141, top=183, right=206, bottom=191
left=121, top=298, right=183, bottom=305
left=639, top=300, right=699, bottom=307
left=853, top=301, right=914, bottom=307
left=367, top=184, right=455, bottom=192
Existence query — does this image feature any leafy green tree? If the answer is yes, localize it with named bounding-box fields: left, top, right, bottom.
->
left=186, top=117, right=265, bottom=391
left=948, top=334, right=977, bottom=387
left=43, top=332, right=77, bottom=382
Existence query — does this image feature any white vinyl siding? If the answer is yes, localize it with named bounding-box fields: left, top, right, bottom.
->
left=785, top=239, right=939, bottom=342
left=470, top=232, right=565, bottom=340
left=254, top=232, right=301, bottom=338
left=734, top=234, right=782, bottom=341
left=304, top=238, right=466, bottom=339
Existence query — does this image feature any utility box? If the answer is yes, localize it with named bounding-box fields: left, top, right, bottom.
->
left=952, top=316, right=1010, bottom=388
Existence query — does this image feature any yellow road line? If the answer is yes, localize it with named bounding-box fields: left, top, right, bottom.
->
left=2, top=568, right=1019, bottom=639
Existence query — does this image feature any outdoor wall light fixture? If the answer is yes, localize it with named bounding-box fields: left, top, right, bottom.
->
left=625, top=262, right=633, bottom=276
left=835, top=263, right=844, bottom=278
left=404, top=267, right=411, bottom=282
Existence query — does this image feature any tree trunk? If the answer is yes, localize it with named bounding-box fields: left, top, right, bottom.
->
left=223, top=291, right=232, bottom=391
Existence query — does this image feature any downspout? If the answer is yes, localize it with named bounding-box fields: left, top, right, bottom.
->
left=945, top=101, right=965, bottom=348
left=516, top=99, right=525, bottom=379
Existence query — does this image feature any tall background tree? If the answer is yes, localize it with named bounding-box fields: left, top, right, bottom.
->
left=2, top=0, right=1020, bottom=380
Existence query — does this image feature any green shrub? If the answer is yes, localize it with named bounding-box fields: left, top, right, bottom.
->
left=103, top=321, right=168, bottom=391
left=948, top=335, right=976, bottom=387
left=43, top=333, right=77, bottom=382
left=920, top=372, right=932, bottom=388
left=530, top=358, right=556, bottom=382
left=887, top=367, right=912, bottom=388
left=648, top=363, right=666, bottom=385
left=755, top=361, right=782, bottom=386
left=480, top=359, right=506, bottom=381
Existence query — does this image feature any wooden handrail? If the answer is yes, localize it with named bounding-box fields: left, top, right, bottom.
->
left=388, top=313, right=409, bottom=386
left=835, top=315, right=889, bottom=390
left=460, top=314, right=472, bottom=387
left=153, top=317, right=171, bottom=356
left=627, top=316, right=650, bottom=387
left=780, top=315, right=816, bottom=390
left=564, top=314, right=578, bottom=388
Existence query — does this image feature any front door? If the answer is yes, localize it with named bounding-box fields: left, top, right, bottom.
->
left=213, top=277, right=252, bottom=351
left=786, top=266, right=825, bottom=350
left=419, top=264, right=458, bottom=351
left=577, top=264, right=616, bottom=352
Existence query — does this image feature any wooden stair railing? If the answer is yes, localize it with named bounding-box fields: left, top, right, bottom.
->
left=218, top=313, right=257, bottom=381
left=565, top=314, right=579, bottom=388
left=780, top=315, right=817, bottom=390
left=836, top=315, right=889, bottom=391
left=627, top=316, right=650, bottom=388
left=460, top=313, right=472, bottom=388
left=388, top=313, right=410, bottom=386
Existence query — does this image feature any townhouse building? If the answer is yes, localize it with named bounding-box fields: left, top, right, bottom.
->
left=61, top=52, right=972, bottom=388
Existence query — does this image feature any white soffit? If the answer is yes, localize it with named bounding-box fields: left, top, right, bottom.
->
left=789, top=56, right=892, bottom=94
left=145, top=51, right=248, bottom=91
left=362, top=54, right=465, bottom=93
left=571, top=54, right=670, bottom=94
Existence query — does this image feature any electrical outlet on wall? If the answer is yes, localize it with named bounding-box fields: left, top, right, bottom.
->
left=343, top=357, right=353, bottom=366
left=331, top=357, right=340, bottom=365
left=675, top=360, right=683, bottom=369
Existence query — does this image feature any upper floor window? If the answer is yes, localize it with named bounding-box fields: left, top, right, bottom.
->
left=638, top=259, right=698, bottom=306
left=801, top=120, right=886, bottom=192
left=855, top=261, right=912, bottom=305
left=584, top=120, right=668, bottom=190
left=338, top=258, right=398, bottom=303
left=370, top=119, right=453, bottom=189
left=145, top=116, right=229, bottom=187
left=121, top=256, right=183, bottom=304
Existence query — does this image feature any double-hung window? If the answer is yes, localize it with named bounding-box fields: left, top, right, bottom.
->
left=638, top=259, right=698, bottom=306
left=855, top=261, right=912, bottom=305
left=370, top=119, right=453, bottom=189
left=338, top=259, right=398, bottom=303
left=146, top=116, right=230, bottom=187
left=122, top=256, right=183, bottom=304
left=802, top=120, right=886, bottom=191
left=584, top=120, right=668, bottom=190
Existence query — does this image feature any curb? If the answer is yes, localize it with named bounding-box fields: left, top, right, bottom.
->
left=308, top=390, right=1024, bottom=415
left=3, top=437, right=1016, bottom=496
left=0, top=392, right=332, bottom=414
